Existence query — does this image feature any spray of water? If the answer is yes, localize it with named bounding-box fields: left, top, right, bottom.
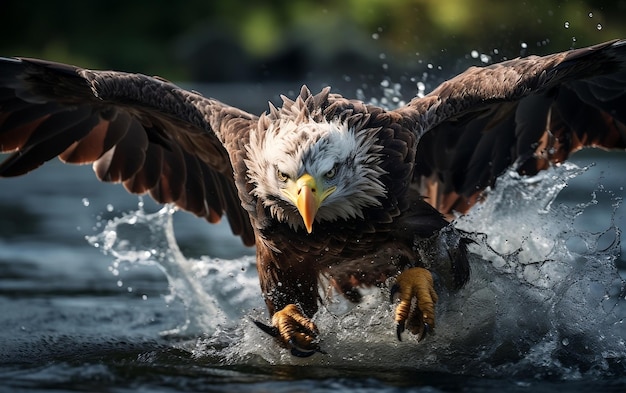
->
left=86, top=203, right=262, bottom=337
left=86, top=159, right=625, bottom=378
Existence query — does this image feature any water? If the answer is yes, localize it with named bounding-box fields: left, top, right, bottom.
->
left=86, top=157, right=626, bottom=377
left=1, top=117, right=626, bottom=390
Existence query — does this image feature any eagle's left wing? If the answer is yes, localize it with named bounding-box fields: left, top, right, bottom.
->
left=396, top=40, right=626, bottom=214
left=0, top=57, right=258, bottom=245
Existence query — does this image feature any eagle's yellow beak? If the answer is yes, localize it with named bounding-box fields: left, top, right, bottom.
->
left=283, top=173, right=336, bottom=233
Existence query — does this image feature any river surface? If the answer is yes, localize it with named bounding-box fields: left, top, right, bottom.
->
left=0, top=84, right=625, bottom=392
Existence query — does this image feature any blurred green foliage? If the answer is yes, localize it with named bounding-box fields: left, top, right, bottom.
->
left=1, top=0, right=624, bottom=82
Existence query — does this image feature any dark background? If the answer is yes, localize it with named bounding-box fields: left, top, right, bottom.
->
left=2, top=0, right=624, bottom=86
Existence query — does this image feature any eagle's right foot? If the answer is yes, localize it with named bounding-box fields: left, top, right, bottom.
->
left=253, top=303, right=324, bottom=357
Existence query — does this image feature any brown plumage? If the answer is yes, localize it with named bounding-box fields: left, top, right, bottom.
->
left=1, top=40, right=625, bottom=356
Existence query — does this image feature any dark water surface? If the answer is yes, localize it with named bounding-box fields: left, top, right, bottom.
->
left=1, top=87, right=625, bottom=392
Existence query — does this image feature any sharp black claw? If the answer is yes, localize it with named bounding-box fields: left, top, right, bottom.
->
left=396, top=322, right=405, bottom=341
left=253, top=318, right=326, bottom=357
left=252, top=319, right=279, bottom=337
left=290, top=347, right=316, bottom=357
left=289, top=340, right=316, bottom=358
left=288, top=339, right=327, bottom=357
left=390, top=283, right=399, bottom=303
left=418, top=322, right=431, bottom=342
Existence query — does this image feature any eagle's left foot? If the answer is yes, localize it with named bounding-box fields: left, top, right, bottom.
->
left=252, top=304, right=325, bottom=357
left=391, top=267, right=438, bottom=341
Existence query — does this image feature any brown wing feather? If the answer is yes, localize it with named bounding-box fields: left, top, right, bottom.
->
left=0, top=57, right=257, bottom=246
left=397, top=40, right=626, bottom=214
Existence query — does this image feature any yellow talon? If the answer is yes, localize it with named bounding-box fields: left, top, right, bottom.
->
left=254, top=304, right=324, bottom=357
left=391, top=267, right=438, bottom=341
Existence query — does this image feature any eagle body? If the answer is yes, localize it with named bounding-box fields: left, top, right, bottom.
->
left=2, top=40, right=626, bottom=355
left=228, top=89, right=468, bottom=318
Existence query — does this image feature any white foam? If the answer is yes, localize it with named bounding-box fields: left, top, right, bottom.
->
left=87, top=161, right=625, bottom=378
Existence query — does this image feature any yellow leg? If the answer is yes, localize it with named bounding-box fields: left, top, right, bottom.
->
left=391, top=267, right=438, bottom=341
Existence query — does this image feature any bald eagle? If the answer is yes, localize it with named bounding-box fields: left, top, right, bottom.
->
left=1, top=40, right=625, bottom=356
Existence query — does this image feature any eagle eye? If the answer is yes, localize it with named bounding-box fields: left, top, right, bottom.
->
left=276, top=168, right=289, bottom=182
left=324, top=165, right=337, bottom=179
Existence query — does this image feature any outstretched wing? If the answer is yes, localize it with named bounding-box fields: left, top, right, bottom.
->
left=0, top=57, right=258, bottom=245
left=398, top=40, right=626, bottom=214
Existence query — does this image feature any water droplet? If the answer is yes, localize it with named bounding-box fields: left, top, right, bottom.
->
left=142, top=294, right=148, bottom=300
left=82, top=198, right=90, bottom=207
left=564, top=21, right=570, bottom=28
left=371, top=33, right=379, bottom=40
left=597, top=23, right=602, bottom=30
left=470, top=50, right=479, bottom=58
left=106, top=204, right=114, bottom=212
left=116, top=280, right=123, bottom=287
left=588, top=12, right=593, bottom=18
left=562, top=338, right=569, bottom=346
left=521, top=42, right=528, bottom=49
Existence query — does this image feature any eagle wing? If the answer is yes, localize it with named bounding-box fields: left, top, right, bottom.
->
left=0, top=57, right=258, bottom=245
left=397, top=40, right=626, bottom=214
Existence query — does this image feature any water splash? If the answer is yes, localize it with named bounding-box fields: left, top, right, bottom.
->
left=449, top=162, right=626, bottom=377
left=357, top=79, right=406, bottom=109
left=470, top=49, right=492, bottom=64
left=86, top=204, right=262, bottom=337
left=85, top=162, right=625, bottom=378
left=223, top=162, right=624, bottom=376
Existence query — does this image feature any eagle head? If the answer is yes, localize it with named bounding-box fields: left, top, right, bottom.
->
left=245, top=87, right=388, bottom=233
